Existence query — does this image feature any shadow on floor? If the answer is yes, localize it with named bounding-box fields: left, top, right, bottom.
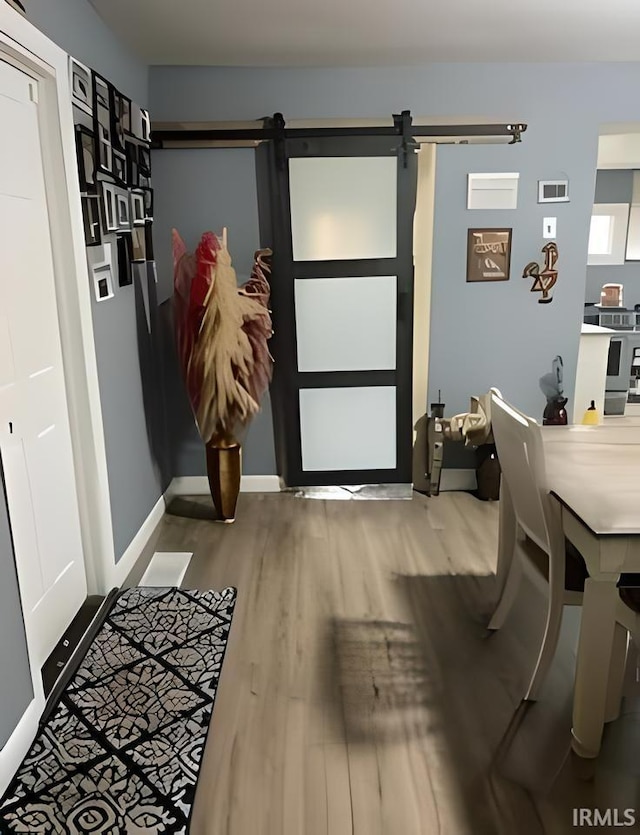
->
left=328, top=568, right=640, bottom=833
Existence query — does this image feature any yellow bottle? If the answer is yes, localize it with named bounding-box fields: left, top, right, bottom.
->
left=581, top=400, right=600, bottom=426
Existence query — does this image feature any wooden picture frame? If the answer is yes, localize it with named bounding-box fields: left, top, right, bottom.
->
left=75, top=125, right=97, bottom=194
left=466, top=228, right=512, bottom=282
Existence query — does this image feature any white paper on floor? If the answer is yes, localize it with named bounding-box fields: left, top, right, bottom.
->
left=139, top=552, right=193, bottom=587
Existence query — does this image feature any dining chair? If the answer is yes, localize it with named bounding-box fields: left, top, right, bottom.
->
left=487, top=388, right=640, bottom=716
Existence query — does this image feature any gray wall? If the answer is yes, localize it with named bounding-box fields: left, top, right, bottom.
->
left=25, top=0, right=147, bottom=103
left=152, top=148, right=276, bottom=476
left=0, top=468, right=33, bottom=749
left=150, top=63, right=640, bottom=461
left=28, top=0, right=165, bottom=560
left=585, top=169, right=640, bottom=307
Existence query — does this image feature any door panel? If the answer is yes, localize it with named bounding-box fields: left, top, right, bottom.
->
left=294, top=275, right=397, bottom=372
left=259, top=134, right=417, bottom=486
left=289, top=156, right=398, bottom=261
left=0, top=59, right=87, bottom=667
left=299, top=386, right=397, bottom=472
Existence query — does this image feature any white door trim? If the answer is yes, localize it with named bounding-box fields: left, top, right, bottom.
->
left=0, top=6, right=115, bottom=594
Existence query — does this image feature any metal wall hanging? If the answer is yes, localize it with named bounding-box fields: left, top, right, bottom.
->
left=523, top=242, right=558, bottom=304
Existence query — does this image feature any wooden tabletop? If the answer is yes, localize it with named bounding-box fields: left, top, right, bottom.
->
left=541, top=427, right=640, bottom=536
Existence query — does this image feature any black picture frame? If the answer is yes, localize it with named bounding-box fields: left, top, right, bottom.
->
left=75, top=125, right=97, bottom=194
left=138, top=144, right=151, bottom=176
left=81, top=195, right=101, bottom=246
left=117, top=234, right=133, bottom=286
left=111, top=150, right=127, bottom=187
left=110, top=88, right=131, bottom=152
left=125, top=141, right=139, bottom=188
left=69, top=58, right=93, bottom=116
left=144, top=220, right=154, bottom=261
left=93, top=72, right=113, bottom=175
left=141, top=187, right=153, bottom=220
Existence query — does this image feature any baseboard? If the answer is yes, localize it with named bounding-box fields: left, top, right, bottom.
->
left=110, top=494, right=166, bottom=588
left=167, top=475, right=281, bottom=498
left=439, top=468, right=477, bottom=492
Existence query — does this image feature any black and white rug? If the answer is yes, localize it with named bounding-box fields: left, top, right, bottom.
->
left=0, top=586, right=236, bottom=834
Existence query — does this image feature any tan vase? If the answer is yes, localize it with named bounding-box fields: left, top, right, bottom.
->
left=206, top=433, right=241, bottom=523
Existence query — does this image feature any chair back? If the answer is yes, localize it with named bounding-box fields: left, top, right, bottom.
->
left=489, top=389, right=552, bottom=554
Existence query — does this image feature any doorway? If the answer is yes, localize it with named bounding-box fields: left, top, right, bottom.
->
left=258, top=135, right=418, bottom=487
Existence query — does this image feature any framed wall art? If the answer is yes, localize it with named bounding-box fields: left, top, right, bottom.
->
left=130, top=190, right=146, bottom=226
left=93, top=73, right=113, bottom=174
left=131, top=226, right=147, bottom=262
left=69, top=58, right=93, bottom=116
left=141, top=187, right=153, bottom=220
left=466, top=228, right=512, bottom=282
left=92, top=243, right=114, bottom=302
left=100, top=181, right=119, bottom=233
left=126, top=141, right=139, bottom=187
left=138, top=145, right=151, bottom=177
left=116, top=189, right=131, bottom=232
left=75, top=125, right=97, bottom=193
left=144, top=220, right=154, bottom=261
left=81, top=195, right=101, bottom=246
left=112, top=149, right=127, bottom=186
left=117, top=234, right=133, bottom=286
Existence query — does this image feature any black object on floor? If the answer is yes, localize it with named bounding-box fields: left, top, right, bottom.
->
left=41, top=595, right=106, bottom=698
left=1, top=586, right=237, bottom=833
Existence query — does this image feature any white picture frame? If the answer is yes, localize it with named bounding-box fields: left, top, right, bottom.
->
left=91, top=243, right=114, bottom=302
left=100, top=182, right=119, bottom=233
left=130, top=191, right=145, bottom=226
left=116, top=190, right=131, bottom=231
left=69, top=57, right=93, bottom=116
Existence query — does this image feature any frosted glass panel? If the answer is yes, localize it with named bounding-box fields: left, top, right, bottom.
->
left=299, top=387, right=396, bottom=472
left=295, top=276, right=396, bottom=372
left=289, top=157, right=397, bottom=261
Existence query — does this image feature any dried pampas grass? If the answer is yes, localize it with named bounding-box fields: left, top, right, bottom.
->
left=173, top=229, right=273, bottom=444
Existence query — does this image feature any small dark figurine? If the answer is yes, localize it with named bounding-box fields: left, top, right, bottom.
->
left=540, top=355, right=568, bottom=425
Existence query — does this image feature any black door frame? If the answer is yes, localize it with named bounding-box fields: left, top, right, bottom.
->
left=256, top=130, right=418, bottom=487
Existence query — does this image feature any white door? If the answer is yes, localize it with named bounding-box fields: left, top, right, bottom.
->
left=0, top=58, right=87, bottom=668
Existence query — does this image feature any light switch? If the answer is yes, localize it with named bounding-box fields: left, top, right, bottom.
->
left=543, top=217, right=557, bottom=239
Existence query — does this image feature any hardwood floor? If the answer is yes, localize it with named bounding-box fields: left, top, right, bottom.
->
left=127, top=492, right=640, bottom=834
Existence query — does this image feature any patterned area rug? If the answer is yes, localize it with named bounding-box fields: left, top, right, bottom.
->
left=0, top=586, right=236, bottom=834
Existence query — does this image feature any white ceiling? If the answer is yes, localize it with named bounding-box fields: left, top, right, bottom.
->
left=90, top=0, right=640, bottom=66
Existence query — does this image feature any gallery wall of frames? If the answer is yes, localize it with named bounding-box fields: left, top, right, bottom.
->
left=70, top=57, right=154, bottom=302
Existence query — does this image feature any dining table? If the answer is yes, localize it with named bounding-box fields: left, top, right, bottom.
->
left=540, top=416, right=640, bottom=757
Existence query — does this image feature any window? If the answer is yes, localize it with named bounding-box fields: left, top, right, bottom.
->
left=587, top=203, right=629, bottom=265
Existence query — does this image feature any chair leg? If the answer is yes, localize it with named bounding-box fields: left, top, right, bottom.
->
left=524, top=599, right=565, bottom=702
left=488, top=550, right=522, bottom=631
left=524, top=501, right=566, bottom=703
left=495, top=478, right=517, bottom=597
left=605, top=623, right=628, bottom=724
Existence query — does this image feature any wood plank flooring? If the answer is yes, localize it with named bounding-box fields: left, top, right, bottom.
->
left=126, top=492, right=640, bottom=834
